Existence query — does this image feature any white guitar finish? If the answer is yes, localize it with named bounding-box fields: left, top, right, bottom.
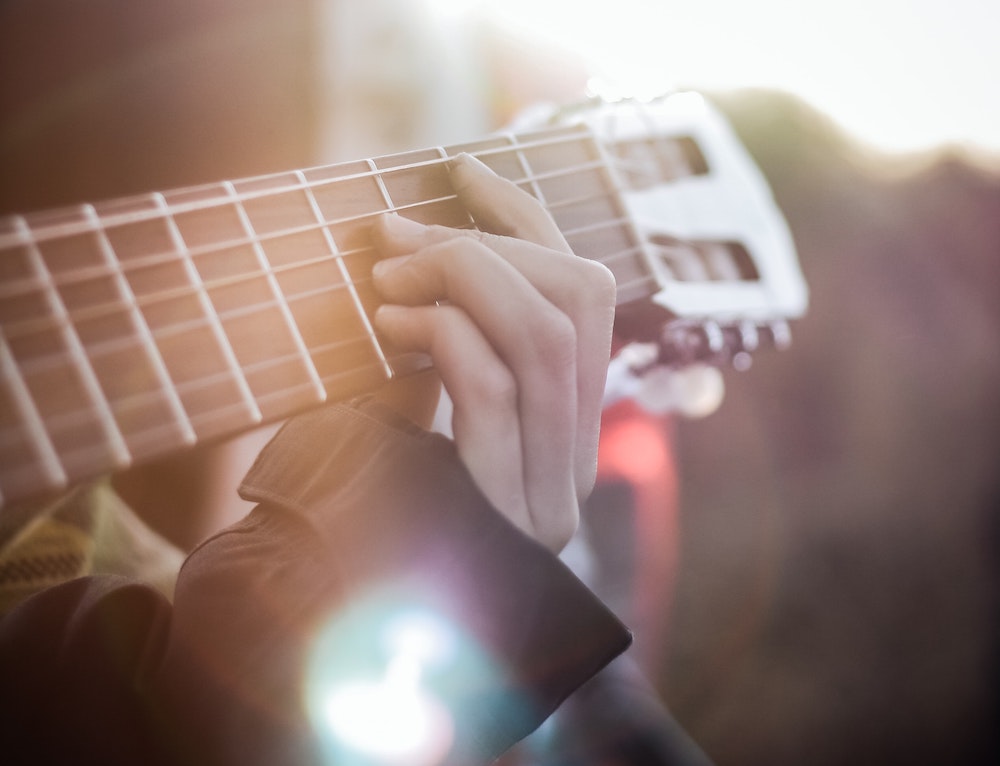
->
left=544, top=93, right=807, bottom=410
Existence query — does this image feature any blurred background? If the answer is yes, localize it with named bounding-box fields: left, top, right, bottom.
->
left=2, top=1, right=997, bottom=764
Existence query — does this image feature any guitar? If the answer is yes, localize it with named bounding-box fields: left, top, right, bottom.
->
left=0, top=92, right=807, bottom=511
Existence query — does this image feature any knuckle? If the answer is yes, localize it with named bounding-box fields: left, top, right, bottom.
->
left=428, top=305, right=519, bottom=408
left=572, top=258, right=618, bottom=313
left=471, top=228, right=502, bottom=249
left=472, top=364, right=519, bottom=411
left=436, top=237, right=491, bottom=271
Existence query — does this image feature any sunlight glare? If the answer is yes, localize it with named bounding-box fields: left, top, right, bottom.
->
left=307, top=605, right=459, bottom=765
left=450, top=0, right=999, bottom=154
left=323, top=656, right=453, bottom=766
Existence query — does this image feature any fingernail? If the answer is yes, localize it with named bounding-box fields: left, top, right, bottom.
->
left=380, top=214, right=427, bottom=236
left=374, top=303, right=406, bottom=328
left=372, top=255, right=407, bottom=279
left=447, top=152, right=493, bottom=177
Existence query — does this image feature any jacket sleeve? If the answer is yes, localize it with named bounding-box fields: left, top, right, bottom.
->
left=0, top=573, right=175, bottom=766
left=157, top=398, right=631, bottom=765
left=1, top=399, right=631, bottom=765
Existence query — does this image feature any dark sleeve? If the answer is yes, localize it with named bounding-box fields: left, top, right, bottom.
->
left=0, top=575, right=174, bottom=766
left=1, top=399, right=631, bottom=766
left=157, top=398, right=631, bottom=765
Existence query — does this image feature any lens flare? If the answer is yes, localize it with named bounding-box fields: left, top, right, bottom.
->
left=306, top=601, right=468, bottom=765
left=322, top=655, right=453, bottom=765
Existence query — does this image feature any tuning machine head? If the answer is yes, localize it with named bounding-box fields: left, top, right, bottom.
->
left=656, top=317, right=791, bottom=369
left=604, top=318, right=792, bottom=416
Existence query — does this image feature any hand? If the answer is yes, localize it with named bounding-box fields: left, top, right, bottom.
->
left=370, top=154, right=616, bottom=552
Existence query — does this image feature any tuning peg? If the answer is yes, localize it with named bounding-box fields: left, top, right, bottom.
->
left=733, top=321, right=760, bottom=353
left=656, top=318, right=791, bottom=372
left=657, top=320, right=725, bottom=367
left=756, top=319, right=792, bottom=351
left=720, top=321, right=759, bottom=371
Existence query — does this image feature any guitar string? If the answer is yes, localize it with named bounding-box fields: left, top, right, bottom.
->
left=0, top=134, right=679, bottom=472
left=1, top=220, right=657, bottom=456
left=0, top=234, right=656, bottom=448
left=1, top=172, right=666, bottom=361
left=1, top=202, right=651, bottom=346
left=0, top=127, right=614, bottom=247
left=1, top=329, right=398, bottom=454
left=0, top=193, right=624, bottom=321
left=3, top=181, right=656, bottom=414
left=1, top=241, right=660, bottom=459
left=8, top=225, right=654, bottom=385
left=0, top=156, right=648, bottom=332
left=0, top=124, right=689, bottom=249
left=0, top=127, right=680, bottom=338
left=1, top=246, right=660, bottom=458
left=0, top=161, right=611, bottom=301
left=1, top=242, right=659, bottom=466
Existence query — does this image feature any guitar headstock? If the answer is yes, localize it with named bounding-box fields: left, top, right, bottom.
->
left=527, top=92, right=808, bottom=414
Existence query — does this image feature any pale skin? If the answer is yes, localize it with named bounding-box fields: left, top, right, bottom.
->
left=370, top=153, right=617, bottom=553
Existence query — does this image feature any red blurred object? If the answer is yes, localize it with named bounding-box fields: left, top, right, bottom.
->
left=596, top=400, right=679, bottom=676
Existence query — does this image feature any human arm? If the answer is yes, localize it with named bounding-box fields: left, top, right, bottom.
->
left=150, top=397, right=630, bottom=766
left=146, top=156, right=626, bottom=764
left=0, top=155, right=629, bottom=765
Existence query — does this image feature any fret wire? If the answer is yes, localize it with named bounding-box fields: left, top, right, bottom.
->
left=82, top=203, right=197, bottom=447
left=30, top=336, right=390, bottom=454
left=36, top=354, right=394, bottom=474
left=0, top=123, right=683, bottom=506
left=13, top=235, right=649, bottom=441
left=0, top=193, right=437, bottom=298
left=48, top=399, right=255, bottom=470
left=16, top=215, right=133, bottom=471
left=223, top=179, right=326, bottom=403
left=0, top=149, right=622, bottom=312
left=3, top=205, right=642, bottom=347
left=0, top=192, right=453, bottom=300
left=0, top=129, right=607, bottom=249
left=4, top=125, right=658, bottom=408
left=14, top=250, right=656, bottom=451
left=299, top=130, right=601, bottom=205
left=299, top=166, right=391, bottom=380
left=2, top=174, right=626, bottom=313
left=31, top=324, right=374, bottom=440
left=152, top=192, right=263, bottom=425
left=15, top=234, right=657, bottom=386
left=4, top=148, right=624, bottom=344
left=0, top=178, right=613, bottom=306
left=615, top=273, right=660, bottom=291
left=0, top=330, right=67, bottom=491
left=599, top=243, right=649, bottom=265
left=366, top=159, right=407, bottom=380
left=14, top=271, right=397, bottom=405
left=597, top=244, right=662, bottom=289
left=510, top=134, right=547, bottom=204
left=15, top=274, right=376, bottom=376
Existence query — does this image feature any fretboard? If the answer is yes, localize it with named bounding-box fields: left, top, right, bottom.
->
left=0, top=122, right=692, bottom=509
